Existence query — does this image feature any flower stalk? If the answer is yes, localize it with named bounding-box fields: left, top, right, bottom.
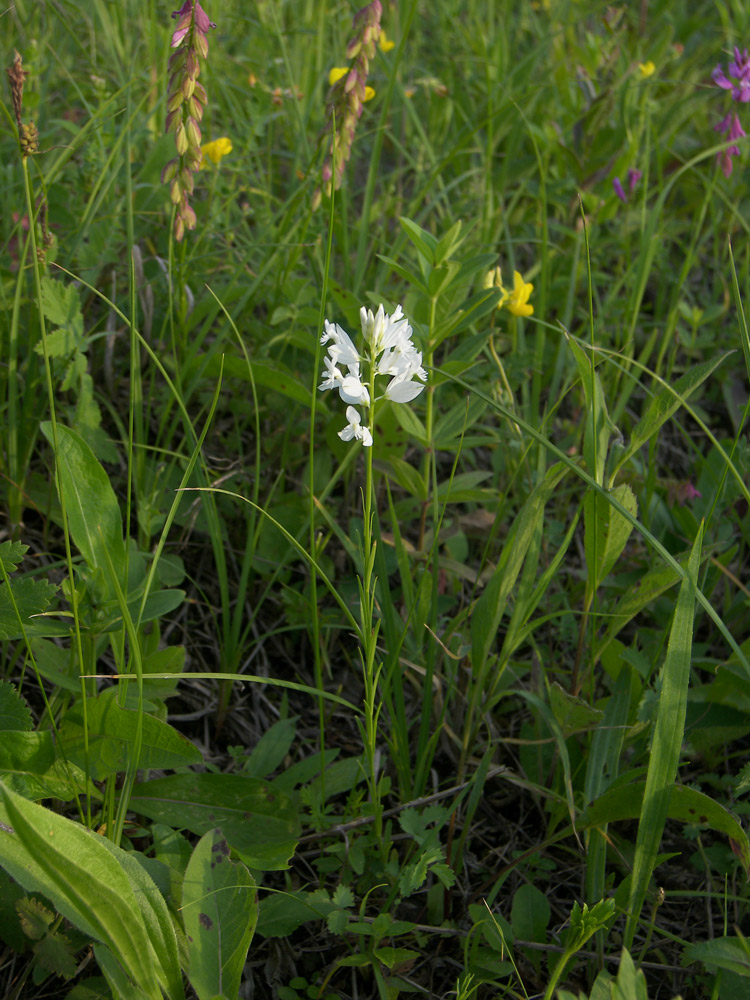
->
left=161, top=1, right=216, bottom=240
left=318, top=304, right=426, bottom=854
left=312, top=1, right=383, bottom=209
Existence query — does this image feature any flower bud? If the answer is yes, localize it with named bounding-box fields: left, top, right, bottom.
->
left=175, top=122, right=188, bottom=154
left=161, top=157, right=179, bottom=183
left=170, top=177, right=183, bottom=203
left=186, top=116, right=201, bottom=148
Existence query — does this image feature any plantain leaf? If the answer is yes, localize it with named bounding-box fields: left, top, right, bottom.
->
left=183, top=829, right=257, bottom=1000
left=0, top=782, right=162, bottom=999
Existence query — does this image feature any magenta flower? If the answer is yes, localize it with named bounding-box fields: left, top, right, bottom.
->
left=714, top=111, right=746, bottom=176
left=713, top=46, right=750, bottom=102
left=627, top=168, right=642, bottom=192
left=613, top=176, right=626, bottom=202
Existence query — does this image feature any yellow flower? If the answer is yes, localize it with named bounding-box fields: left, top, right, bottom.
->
left=328, top=67, right=375, bottom=101
left=329, top=67, right=348, bottom=86
left=506, top=271, right=534, bottom=317
left=379, top=30, right=395, bottom=52
left=638, top=61, right=655, bottom=78
left=199, top=137, right=232, bottom=169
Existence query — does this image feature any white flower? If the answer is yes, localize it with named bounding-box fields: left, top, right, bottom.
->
left=360, top=303, right=411, bottom=354
left=321, top=320, right=360, bottom=366
left=384, top=372, right=426, bottom=402
left=339, top=405, right=373, bottom=447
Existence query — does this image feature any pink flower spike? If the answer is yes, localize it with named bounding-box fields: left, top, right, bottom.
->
left=613, top=176, right=627, bottom=202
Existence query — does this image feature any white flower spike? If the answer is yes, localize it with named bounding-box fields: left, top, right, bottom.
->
left=318, top=303, right=427, bottom=446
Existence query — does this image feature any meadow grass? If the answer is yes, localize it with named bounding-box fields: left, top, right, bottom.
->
left=1, top=1, right=750, bottom=998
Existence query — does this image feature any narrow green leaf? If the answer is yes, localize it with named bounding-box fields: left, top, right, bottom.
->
left=183, top=829, right=257, bottom=1000
left=472, top=462, right=569, bottom=673
left=625, top=521, right=703, bottom=948
left=564, top=333, right=620, bottom=484
left=130, top=773, right=300, bottom=870
left=40, top=423, right=126, bottom=594
left=617, top=354, right=732, bottom=470
left=584, top=484, right=638, bottom=592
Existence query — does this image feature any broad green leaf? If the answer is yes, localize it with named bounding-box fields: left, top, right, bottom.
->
left=0, top=680, right=33, bottom=731
left=579, top=779, right=750, bottom=872
left=595, top=558, right=686, bottom=665
left=433, top=395, right=488, bottom=448
left=0, top=783, right=161, bottom=1000
left=433, top=218, right=464, bottom=266
left=40, top=423, right=126, bottom=595
left=130, top=773, right=300, bottom=870
left=398, top=216, right=438, bottom=263
left=243, top=717, right=298, bottom=779
left=377, top=456, right=427, bottom=502
left=192, top=354, right=311, bottom=406
left=2, top=758, right=100, bottom=802
left=255, top=889, right=337, bottom=938
left=375, top=254, right=429, bottom=295
left=96, top=837, right=184, bottom=1000
left=374, top=947, right=420, bottom=970
left=612, top=948, right=650, bottom=1000
left=392, top=403, right=428, bottom=445
left=183, top=830, right=257, bottom=1000
left=616, top=353, right=732, bottom=472
left=625, top=522, right=703, bottom=948
left=0, top=731, right=54, bottom=772
left=510, top=884, right=550, bottom=943
left=584, top=483, right=638, bottom=592
left=59, top=690, right=202, bottom=779
left=684, top=937, right=750, bottom=977
left=549, top=683, right=604, bottom=737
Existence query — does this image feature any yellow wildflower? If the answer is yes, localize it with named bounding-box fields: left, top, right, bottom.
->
left=484, top=267, right=534, bottom=317
left=199, top=136, right=232, bottom=168
left=638, top=61, right=655, bottom=78
left=379, top=30, right=395, bottom=52
left=506, top=271, right=534, bottom=317
left=328, top=67, right=375, bottom=101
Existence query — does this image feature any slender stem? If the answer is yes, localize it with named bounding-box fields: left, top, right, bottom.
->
left=22, top=158, right=91, bottom=827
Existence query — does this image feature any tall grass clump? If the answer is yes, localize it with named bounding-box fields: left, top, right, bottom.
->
left=1, top=2, right=750, bottom=999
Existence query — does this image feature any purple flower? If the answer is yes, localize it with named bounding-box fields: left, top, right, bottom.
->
left=613, top=176, right=627, bottom=202
left=715, top=111, right=746, bottom=176
left=713, top=46, right=750, bottom=102
left=627, top=168, right=642, bottom=192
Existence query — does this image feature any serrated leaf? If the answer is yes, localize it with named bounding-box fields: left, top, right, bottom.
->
left=17, top=896, right=55, bottom=940
left=40, top=277, right=83, bottom=331
left=0, top=576, right=58, bottom=641
left=183, top=830, right=257, bottom=1000
left=0, top=540, right=28, bottom=573
left=0, top=681, right=33, bottom=732
left=35, top=930, right=79, bottom=978
left=130, top=773, right=300, bottom=871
